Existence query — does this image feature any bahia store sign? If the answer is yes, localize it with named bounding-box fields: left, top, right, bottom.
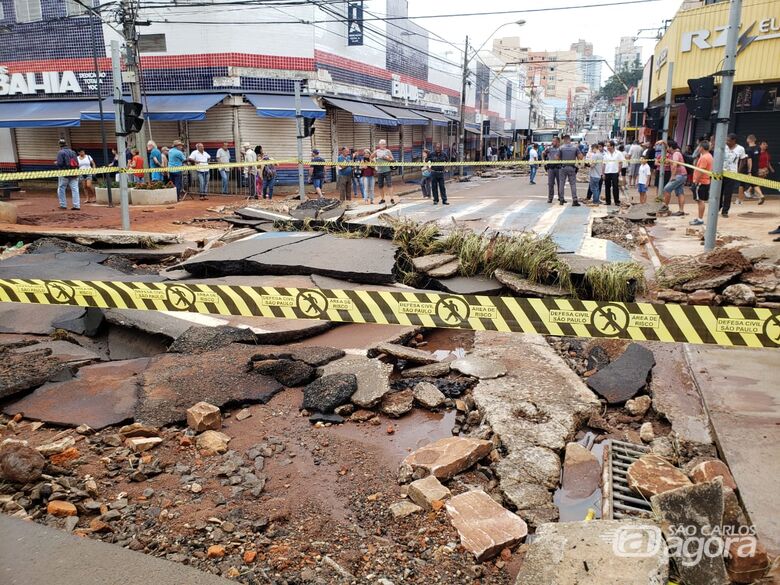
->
left=0, top=66, right=84, bottom=96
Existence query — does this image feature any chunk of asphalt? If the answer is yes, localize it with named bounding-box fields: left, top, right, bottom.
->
left=586, top=343, right=655, bottom=404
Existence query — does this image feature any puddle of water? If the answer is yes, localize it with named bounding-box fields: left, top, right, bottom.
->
left=294, top=323, right=415, bottom=350
left=554, top=436, right=605, bottom=522
left=423, top=328, right=475, bottom=354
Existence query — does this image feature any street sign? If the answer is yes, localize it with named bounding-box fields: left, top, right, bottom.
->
left=347, top=1, right=364, bottom=46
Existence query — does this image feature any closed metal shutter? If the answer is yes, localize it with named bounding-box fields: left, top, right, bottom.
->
left=335, top=110, right=354, bottom=151
left=385, top=127, right=400, bottom=161
left=148, top=122, right=182, bottom=149
left=69, top=122, right=114, bottom=166
left=313, top=111, right=332, bottom=161
left=15, top=127, right=61, bottom=170
left=353, top=123, right=371, bottom=153
left=735, top=111, right=780, bottom=192
left=188, top=103, right=235, bottom=150
left=411, top=125, right=424, bottom=160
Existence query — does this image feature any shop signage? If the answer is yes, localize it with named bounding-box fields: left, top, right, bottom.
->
left=0, top=66, right=85, bottom=96
left=681, top=17, right=780, bottom=54
left=347, top=1, right=364, bottom=46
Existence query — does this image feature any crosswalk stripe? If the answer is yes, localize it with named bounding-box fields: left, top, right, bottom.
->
left=534, top=205, right=568, bottom=235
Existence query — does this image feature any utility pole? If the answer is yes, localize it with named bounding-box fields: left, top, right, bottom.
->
left=87, top=4, right=113, bottom=207
left=658, top=62, right=674, bottom=197
left=458, top=35, right=469, bottom=173
left=121, top=0, right=147, bottom=167
left=111, top=41, right=130, bottom=231
left=294, top=80, right=306, bottom=201
left=705, top=0, right=742, bottom=251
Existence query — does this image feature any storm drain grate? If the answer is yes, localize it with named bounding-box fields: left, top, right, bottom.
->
left=602, top=439, right=653, bottom=519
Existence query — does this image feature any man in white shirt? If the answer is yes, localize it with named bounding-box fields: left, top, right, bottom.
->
left=243, top=142, right=258, bottom=200
left=601, top=141, right=625, bottom=206
left=528, top=143, right=539, bottom=184
left=188, top=143, right=211, bottom=200
left=216, top=142, right=231, bottom=194
left=627, top=140, right=644, bottom=187
left=720, top=133, right=746, bottom=218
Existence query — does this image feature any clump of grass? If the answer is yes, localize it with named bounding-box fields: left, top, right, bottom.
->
left=391, top=217, right=441, bottom=258
left=138, top=236, right=160, bottom=249
left=584, top=261, right=647, bottom=302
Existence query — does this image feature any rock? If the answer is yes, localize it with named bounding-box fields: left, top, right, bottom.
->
left=651, top=481, right=729, bottom=585
left=450, top=356, right=507, bottom=380
left=721, top=284, right=756, bottom=307
left=64, top=516, right=79, bottom=532
left=167, top=325, right=256, bottom=354
left=350, top=409, right=376, bottom=423
left=251, top=359, right=316, bottom=387
left=207, top=544, right=226, bottom=559
left=0, top=443, right=45, bottom=484
left=726, top=537, right=768, bottom=583
left=75, top=424, right=95, bottom=436
left=640, top=422, right=655, bottom=443
left=681, top=269, right=742, bottom=292
left=249, top=346, right=346, bottom=367
left=399, top=437, right=492, bottom=482
left=235, top=408, right=252, bottom=421
left=118, top=423, right=160, bottom=438
left=186, top=402, right=222, bottom=432
left=412, top=254, right=458, bottom=274
left=493, top=269, right=570, bottom=298
left=514, top=520, right=669, bottom=584
left=302, top=374, right=357, bottom=413
left=309, top=413, right=345, bottom=425
left=408, top=476, right=451, bottom=510
left=650, top=437, right=677, bottom=463
left=125, top=437, right=163, bottom=453
left=47, top=500, right=77, bottom=517
left=371, top=342, right=437, bottom=364
left=413, top=382, right=446, bottom=409
left=321, top=355, right=392, bottom=408
left=389, top=500, right=423, bottom=519
left=50, top=447, right=80, bottom=466
left=586, top=343, right=655, bottom=404
left=689, top=459, right=737, bottom=490
left=687, top=289, right=717, bottom=305
left=36, top=437, right=76, bottom=456
left=586, top=346, right=610, bottom=371
left=427, top=260, right=460, bottom=278
left=496, top=447, right=561, bottom=490
left=625, top=395, right=652, bottom=416
left=196, top=431, right=231, bottom=455
left=333, top=404, right=354, bottom=417
left=243, top=550, right=257, bottom=564
left=445, top=490, right=528, bottom=562
left=627, top=454, right=692, bottom=498
left=722, top=486, right=749, bottom=531
left=561, top=443, right=600, bottom=498
left=656, top=289, right=688, bottom=303
left=380, top=389, right=414, bottom=418
left=401, top=362, right=451, bottom=378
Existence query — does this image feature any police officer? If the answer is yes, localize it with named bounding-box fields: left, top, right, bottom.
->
left=543, top=136, right=563, bottom=204
left=558, top=134, right=583, bottom=207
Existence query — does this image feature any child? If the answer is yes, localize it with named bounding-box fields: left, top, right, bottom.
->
left=637, top=159, right=651, bottom=204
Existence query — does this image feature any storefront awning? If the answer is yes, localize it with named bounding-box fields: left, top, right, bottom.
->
left=81, top=94, right=227, bottom=122
left=375, top=105, right=428, bottom=125
left=0, top=100, right=95, bottom=128
left=324, top=98, right=398, bottom=126
left=412, top=109, right=450, bottom=126
left=245, top=94, right=325, bottom=119
left=465, top=123, right=480, bottom=135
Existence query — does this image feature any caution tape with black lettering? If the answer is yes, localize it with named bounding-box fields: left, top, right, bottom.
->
left=0, top=279, right=778, bottom=349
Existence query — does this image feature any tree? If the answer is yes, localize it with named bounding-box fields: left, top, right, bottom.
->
left=599, top=65, right=643, bottom=100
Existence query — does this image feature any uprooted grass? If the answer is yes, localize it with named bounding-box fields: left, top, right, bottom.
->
left=584, top=262, right=647, bottom=302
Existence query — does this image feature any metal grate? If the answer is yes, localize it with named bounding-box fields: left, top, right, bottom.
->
left=602, top=439, right=653, bottom=519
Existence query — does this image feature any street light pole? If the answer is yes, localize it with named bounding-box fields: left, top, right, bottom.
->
left=705, top=0, right=742, bottom=251
left=458, top=35, right=469, bottom=171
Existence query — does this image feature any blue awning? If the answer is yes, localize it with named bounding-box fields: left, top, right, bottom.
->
left=0, top=101, right=95, bottom=128
left=465, top=123, right=480, bottom=135
left=412, top=109, right=450, bottom=127
left=324, top=98, right=397, bottom=126
left=81, top=94, right=227, bottom=122
left=245, top=94, right=325, bottom=119
left=375, top=105, right=428, bottom=126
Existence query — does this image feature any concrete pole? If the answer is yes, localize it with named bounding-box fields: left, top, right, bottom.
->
left=705, top=0, right=742, bottom=251
left=658, top=62, right=674, bottom=197
left=111, top=41, right=130, bottom=231
left=294, top=80, right=306, bottom=201
left=121, top=0, right=147, bottom=166
left=458, top=35, right=469, bottom=172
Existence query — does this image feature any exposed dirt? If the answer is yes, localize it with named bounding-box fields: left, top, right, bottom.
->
left=591, top=216, right=644, bottom=249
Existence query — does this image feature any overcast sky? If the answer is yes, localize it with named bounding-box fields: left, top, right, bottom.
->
left=408, top=0, right=684, bottom=80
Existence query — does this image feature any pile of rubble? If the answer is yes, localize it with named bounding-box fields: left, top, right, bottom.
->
left=656, top=244, right=779, bottom=308
left=591, top=215, right=646, bottom=249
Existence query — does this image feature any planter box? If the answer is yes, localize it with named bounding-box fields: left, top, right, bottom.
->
left=130, top=187, right=178, bottom=205
left=95, top=187, right=111, bottom=204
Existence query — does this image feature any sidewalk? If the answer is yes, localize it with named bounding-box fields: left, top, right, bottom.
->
left=0, top=515, right=235, bottom=585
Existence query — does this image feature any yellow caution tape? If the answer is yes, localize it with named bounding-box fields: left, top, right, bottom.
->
left=0, top=279, right=778, bottom=349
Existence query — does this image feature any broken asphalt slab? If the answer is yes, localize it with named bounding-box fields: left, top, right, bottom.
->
left=493, top=268, right=571, bottom=298
left=0, top=305, right=101, bottom=336
left=586, top=343, right=655, bottom=404
left=319, top=354, right=392, bottom=408
left=430, top=275, right=503, bottom=295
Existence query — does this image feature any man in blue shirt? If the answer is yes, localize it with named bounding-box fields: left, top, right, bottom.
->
left=147, top=140, right=163, bottom=182
left=168, top=140, right=187, bottom=200
left=336, top=146, right=353, bottom=201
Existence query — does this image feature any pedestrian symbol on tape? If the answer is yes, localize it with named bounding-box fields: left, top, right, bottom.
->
left=764, top=314, right=780, bottom=346
left=45, top=281, right=75, bottom=304
left=435, top=296, right=470, bottom=325
left=166, top=284, right=197, bottom=310
left=297, top=290, right=329, bottom=317
left=591, top=304, right=630, bottom=336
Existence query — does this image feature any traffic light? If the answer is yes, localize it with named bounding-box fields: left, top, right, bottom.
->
left=644, top=106, right=664, bottom=131
left=686, top=76, right=715, bottom=120
left=120, top=101, right=144, bottom=135
left=303, top=117, right=316, bottom=138
left=482, top=120, right=490, bottom=136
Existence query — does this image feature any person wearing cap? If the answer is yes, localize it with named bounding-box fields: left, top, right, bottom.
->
left=310, top=149, right=325, bottom=198
left=243, top=143, right=258, bottom=199
left=55, top=138, right=80, bottom=210
left=168, top=140, right=186, bottom=200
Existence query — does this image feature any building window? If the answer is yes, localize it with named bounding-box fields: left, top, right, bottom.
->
left=548, top=85, right=556, bottom=91
left=138, top=33, right=167, bottom=53
left=66, top=0, right=91, bottom=16
left=0, top=4, right=4, bottom=19
left=14, top=0, right=42, bottom=22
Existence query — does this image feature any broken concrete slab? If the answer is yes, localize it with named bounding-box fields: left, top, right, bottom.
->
left=399, top=437, right=492, bottom=482
left=427, top=260, right=460, bottom=279
left=51, top=307, right=104, bottom=337
left=561, top=443, right=601, bottom=498
left=166, top=325, right=255, bottom=354
left=412, top=254, right=458, bottom=274
left=627, top=454, right=693, bottom=498
left=0, top=347, right=70, bottom=400
left=558, top=254, right=609, bottom=276
left=320, top=355, right=392, bottom=408
left=103, top=309, right=202, bottom=340
left=11, top=341, right=101, bottom=364
left=493, top=268, right=571, bottom=298
left=252, top=345, right=346, bottom=368
left=370, top=342, right=437, bottom=364
left=380, top=389, right=414, bottom=418
left=586, top=343, right=655, bottom=404
left=690, top=459, right=737, bottom=490
left=233, top=207, right=293, bottom=222
left=432, top=275, right=503, bottom=295
left=445, top=490, right=528, bottom=562
left=135, top=345, right=283, bottom=427
left=3, top=359, right=149, bottom=429
left=107, top=326, right=170, bottom=360
left=624, top=202, right=662, bottom=222
left=408, top=475, right=450, bottom=510
left=514, top=520, right=669, bottom=584
left=651, top=481, right=729, bottom=585
left=0, top=306, right=90, bottom=336
left=389, top=500, right=423, bottom=519
left=680, top=269, right=743, bottom=292
left=496, top=447, right=561, bottom=490
left=412, top=381, right=446, bottom=409
left=450, top=356, right=507, bottom=379
left=251, top=359, right=316, bottom=387
left=301, top=374, right=357, bottom=414
left=401, top=362, right=451, bottom=378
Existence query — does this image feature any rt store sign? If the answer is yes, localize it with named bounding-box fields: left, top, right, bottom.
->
left=0, top=66, right=108, bottom=96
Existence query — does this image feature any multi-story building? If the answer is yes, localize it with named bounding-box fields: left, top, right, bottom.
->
left=614, top=36, right=642, bottom=72
left=0, top=0, right=526, bottom=176
left=570, top=39, right=602, bottom=93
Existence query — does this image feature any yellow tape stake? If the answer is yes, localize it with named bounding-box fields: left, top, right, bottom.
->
left=0, top=279, right=778, bottom=349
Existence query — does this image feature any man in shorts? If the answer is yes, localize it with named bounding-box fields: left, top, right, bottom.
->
left=690, top=140, right=712, bottom=226
left=627, top=140, right=643, bottom=187
left=373, top=139, right=394, bottom=203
